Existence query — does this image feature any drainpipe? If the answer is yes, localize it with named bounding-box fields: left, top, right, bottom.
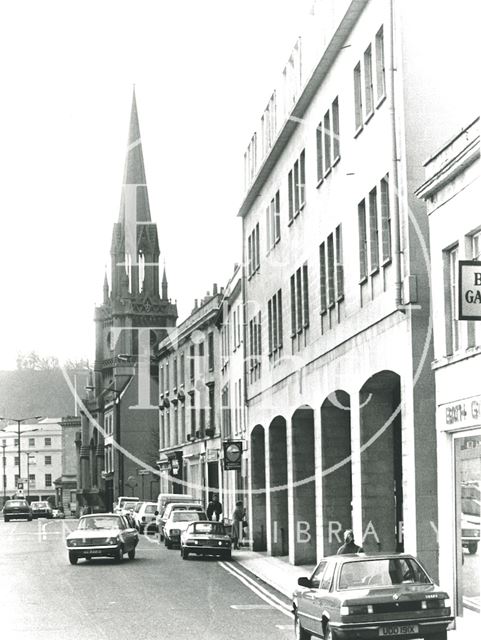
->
left=389, top=0, right=404, bottom=311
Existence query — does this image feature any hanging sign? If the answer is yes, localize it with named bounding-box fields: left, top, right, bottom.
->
left=223, top=441, right=243, bottom=470
left=459, top=260, right=481, bottom=320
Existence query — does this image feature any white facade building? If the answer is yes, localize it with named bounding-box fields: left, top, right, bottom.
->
left=417, top=117, right=480, bottom=625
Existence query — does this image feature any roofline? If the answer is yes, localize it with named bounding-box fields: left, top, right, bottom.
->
left=422, top=115, right=480, bottom=167
left=237, top=0, right=369, bottom=219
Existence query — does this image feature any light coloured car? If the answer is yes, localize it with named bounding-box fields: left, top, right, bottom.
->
left=163, top=509, right=207, bottom=548
left=65, top=513, right=138, bottom=565
left=134, top=501, right=157, bottom=534
left=113, top=496, right=139, bottom=514
left=157, top=501, right=204, bottom=541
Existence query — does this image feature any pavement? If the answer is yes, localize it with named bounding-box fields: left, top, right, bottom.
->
left=233, top=548, right=480, bottom=639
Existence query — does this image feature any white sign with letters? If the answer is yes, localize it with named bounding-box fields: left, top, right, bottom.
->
left=459, top=260, right=481, bottom=320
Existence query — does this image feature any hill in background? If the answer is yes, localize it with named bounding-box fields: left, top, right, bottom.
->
left=0, top=369, right=89, bottom=419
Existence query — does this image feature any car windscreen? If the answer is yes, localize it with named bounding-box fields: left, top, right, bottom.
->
left=31, top=502, right=43, bottom=508
left=78, top=517, right=120, bottom=530
left=338, top=558, right=432, bottom=590
left=6, top=500, right=28, bottom=507
left=172, top=511, right=203, bottom=522
left=191, top=522, right=226, bottom=535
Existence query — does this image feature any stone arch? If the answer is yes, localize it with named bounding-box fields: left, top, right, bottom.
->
left=321, top=390, right=352, bottom=556
left=251, top=424, right=267, bottom=551
left=292, top=405, right=316, bottom=564
left=268, top=415, right=288, bottom=556
left=359, top=370, right=402, bottom=553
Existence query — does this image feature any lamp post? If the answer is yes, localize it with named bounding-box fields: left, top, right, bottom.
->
left=1, top=443, right=6, bottom=505
left=0, top=416, right=41, bottom=487
left=22, top=451, right=36, bottom=498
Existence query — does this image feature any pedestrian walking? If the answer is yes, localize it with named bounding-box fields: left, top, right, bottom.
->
left=337, top=529, right=363, bottom=554
left=206, top=493, right=223, bottom=521
left=231, top=500, right=245, bottom=550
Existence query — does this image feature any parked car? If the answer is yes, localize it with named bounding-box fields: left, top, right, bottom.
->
left=164, top=509, right=208, bottom=548
left=3, top=499, right=32, bottom=522
left=155, top=493, right=197, bottom=534
left=65, top=513, right=138, bottom=565
left=461, top=496, right=480, bottom=554
left=133, top=501, right=157, bottom=534
left=157, top=501, right=204, bottom=541
left=292, top=553, right=453, bottom=640
left=31, top=501, right=53, bottom=519
left=113, top=496, right=139, bottom=514
left=180, top=520, right=232, bottom=560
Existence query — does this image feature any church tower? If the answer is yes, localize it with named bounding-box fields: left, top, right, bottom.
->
left=89, top=90, right=177, bottom=509
left=95, top=89, right=177, bottom=388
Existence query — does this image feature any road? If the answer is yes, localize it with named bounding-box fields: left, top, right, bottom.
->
left=0, top=518, right=293, bottom=640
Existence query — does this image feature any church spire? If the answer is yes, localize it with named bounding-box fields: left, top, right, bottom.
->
left=162, top=264, right=168, bottom=300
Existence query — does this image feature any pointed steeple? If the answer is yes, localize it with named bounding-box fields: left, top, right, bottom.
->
left=118, top=87, right=151, bottom=225
left=103, top=270, right=109, bottom=303
left=162, top=264, right=168, bottom=300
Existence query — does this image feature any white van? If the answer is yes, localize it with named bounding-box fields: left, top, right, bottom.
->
left=114, top=496, right=140, bottom=514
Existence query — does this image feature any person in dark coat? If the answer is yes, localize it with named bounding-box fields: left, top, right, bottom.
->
left=231, top=500, right=245, bottom=550
left=337, top=529, right=363, bottom=554
left=206, top=494, right=223, bottom=521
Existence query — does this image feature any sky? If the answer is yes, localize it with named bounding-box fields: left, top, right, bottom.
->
left=0, top=0, right=316, bottom=370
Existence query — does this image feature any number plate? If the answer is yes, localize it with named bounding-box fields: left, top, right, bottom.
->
left=379, top=624, right=419, bottom=636
left=84, top=549, right=103, bottom=555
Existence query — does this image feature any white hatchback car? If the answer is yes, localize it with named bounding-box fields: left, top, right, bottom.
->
left=163, top=509, right=208, bottom=548
left=134, top=501, right=157, bottom=534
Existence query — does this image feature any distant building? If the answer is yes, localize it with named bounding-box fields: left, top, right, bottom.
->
left=238, top=0, right=477, bottom=576
left=417, top=117, right=480, bottom=623
left=157, top=286, right=223, bottom=504
left=1, top=418, right=62, bottom=504
left=76, top=89, right=177, bottom=512
left=54, top=416, right=80, bottom=515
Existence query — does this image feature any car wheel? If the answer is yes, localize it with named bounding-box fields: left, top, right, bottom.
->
left=429, top=633, right=447, bottom=640
left=4, top=517, right=9, bottom=523
left=468, top=542, right=478, bottom=554
left=114, top=546, right=124, bottom=562
left=128, top=548, right=136, bottom=560
left=28, top=516, right=32, bottom=521
left=324, top=622, right=336, bottom=640
left=222, top=550, right=232, bottom=561
left=85, top=557, right=92, bottom=562
left=294, top=612, right=311, bottom=640
left=165, top=537, right=172, bottom=549
left=68, top=552, right=78, bottom=565
left=181, top=548, right=189, bottom=560
left=138, top=525, right=144, bottom=534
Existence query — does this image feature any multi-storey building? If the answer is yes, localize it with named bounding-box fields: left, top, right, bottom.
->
left=216, top=265, right=248, bottom=522
left=239, top=0, right=477, bottom=575
left=157, top=287, right=222, bottom=504
left=76, top=90, right=177, bottom=512
left=0, top=419, right=62, bottom=504
left=417, top=117, right=480, bottom=625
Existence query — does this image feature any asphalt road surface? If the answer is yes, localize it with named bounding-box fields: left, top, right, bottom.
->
left=0, top=518, right=294, bottom=640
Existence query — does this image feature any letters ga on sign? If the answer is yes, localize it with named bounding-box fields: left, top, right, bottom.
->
left=459, top=260, right=481, bottom=320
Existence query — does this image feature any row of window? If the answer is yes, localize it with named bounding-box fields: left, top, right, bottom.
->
left=12, top=455, right=53, bottom=466
left=7, top=474, right=52, bottom=488
left=160, top=334, right=215, bottom=396
left=358, top=174, right=391, bottom=280
left=221, top=378, right=244, bottom=439
left=1, top=437, right=53, bottom=448
left=354, top=26, right=386, bottom=133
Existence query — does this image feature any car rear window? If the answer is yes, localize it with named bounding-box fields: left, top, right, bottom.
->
left=191, top=522, right=226, bottom=535
left=78, top=516, right=120, bottom=530
left=6, top=500, right=28, bottom=507
left=172, top=511, right=204, bottom=522
left=338, top=558, right=431, bottom=590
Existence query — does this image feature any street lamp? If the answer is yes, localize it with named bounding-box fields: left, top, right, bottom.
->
left=22, top=451, right=37, bottom=498
left=1, top=443, right=6, bottom=505
left=0, top=416, right=42, bottom=486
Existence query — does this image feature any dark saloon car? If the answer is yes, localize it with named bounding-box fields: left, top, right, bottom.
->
left=292, top=553, right=453, bottom=640
left=3, top=499, right=32, bottom=522
left=180, top=520, right=232, bottom=560
left=65, top=514, right=138, bottom=565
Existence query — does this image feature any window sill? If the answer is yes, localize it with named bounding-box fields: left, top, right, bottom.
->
left=316, top=177, right=324, bottom=189
left=376, top=94, right=386, bottom=110
left=332, top=155, right=341, bottom=168
left=354, top=124, right=364, bottom=139
left=323, top=167, right=332, bottom=179
left=320, top=308, right=327, bottom=316
left=288, top=218, right=294, bottom=227
left=369, top=266, right=380, bottom=277
left=336, top=294, right=345, bottom=303
left=359, top=276, right=368, bottom=285
left=382, top=257, right=392, bottom=268
left=364, top=110, right=374, bottom=125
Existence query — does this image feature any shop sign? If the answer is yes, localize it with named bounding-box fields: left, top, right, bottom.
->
left=223, top=440, right=243, bottom=470
left=459, top=260, right=481, bottom=320
left=440, top=395, right=481, bottom=431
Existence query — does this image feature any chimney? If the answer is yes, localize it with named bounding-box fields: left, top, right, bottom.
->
left=213, top=283, right=218, bottom=295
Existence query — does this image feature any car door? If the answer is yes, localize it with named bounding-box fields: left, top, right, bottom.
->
left=316, top=560, right=337, bottom=638
left=119, top=516, right=136, bottom=550
left=298, top=561, right=327, bottom=634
